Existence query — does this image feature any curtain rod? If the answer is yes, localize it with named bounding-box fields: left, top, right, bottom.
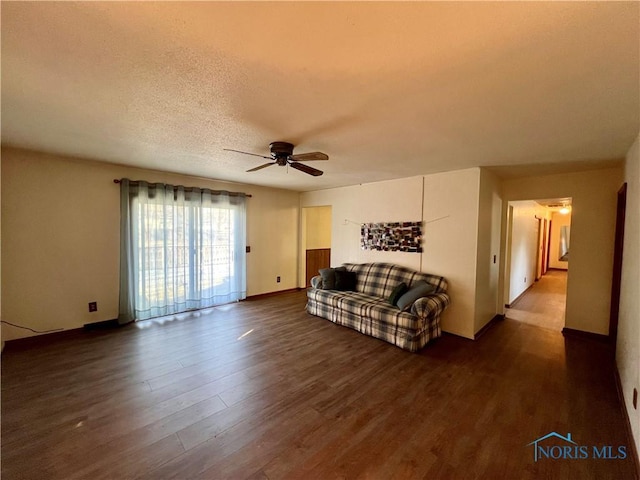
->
left=113, top=179, right=252, bottom=197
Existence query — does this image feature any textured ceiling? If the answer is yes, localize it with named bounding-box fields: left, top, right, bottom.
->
left=2, top=2, right=638, bottom=191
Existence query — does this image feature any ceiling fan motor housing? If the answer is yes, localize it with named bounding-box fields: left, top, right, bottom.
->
left=227, top=141, right=326, bottom=176
left=270, top=141, right=294, bottom=157
left=270, top=142, right=294, bottom=166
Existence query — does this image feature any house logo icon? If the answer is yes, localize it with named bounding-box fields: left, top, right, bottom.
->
left=527, top=432, right=577, bottom=462
left=527, top=431, right=628, bottom=462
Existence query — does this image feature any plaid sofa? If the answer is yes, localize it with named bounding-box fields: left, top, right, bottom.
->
left=307, top=262, right=450, bottom=352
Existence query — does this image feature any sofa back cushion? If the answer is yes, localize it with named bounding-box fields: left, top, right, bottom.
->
left=318, top=266, right=346, bottom=290
left=342, top=263, right=448, bottom=299
left=334, top=269, right=357, bottom=291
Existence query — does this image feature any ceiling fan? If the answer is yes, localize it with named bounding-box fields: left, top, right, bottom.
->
left=224, top=141, right=328, bottom=177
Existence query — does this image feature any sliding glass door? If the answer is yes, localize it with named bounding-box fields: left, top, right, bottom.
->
left=118, top=180, right=246, bottom=324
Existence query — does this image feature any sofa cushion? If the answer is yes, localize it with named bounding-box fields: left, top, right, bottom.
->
left=335, top=270, right=357, bottom=291
left=397, top=281, right=436, bottom=312
left=307, top=289, right=425, bottom=331
left=318, top=268, right=335, bottom=289
left=318, top=266, right=346, bottom=289
left=388, top=282, right=408, bottom=306
left=342, top=263, right=447, bottom=299
left=307, top=263, right=450, bottom=352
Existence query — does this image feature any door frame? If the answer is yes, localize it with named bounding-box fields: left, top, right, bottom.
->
left=534, top=216, right=543, bottom=281
left=299, top=205, right=333, bottom=288
left=609, top=183, right=627, bottom=347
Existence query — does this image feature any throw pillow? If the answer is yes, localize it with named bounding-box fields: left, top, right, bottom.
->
left=318, top=268, right=336, bottom=289
left=397, top=281, right=436, bottom=312
left=388, top=282, right=408, bottom=306
left=335, top=270, right=357, bottom=291
left=318, top=266, right=347, bottom=290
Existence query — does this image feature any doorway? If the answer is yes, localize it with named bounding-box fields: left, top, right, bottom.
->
left=301, top=206, right=332, bottom=287
left=608, top=183, right=627, bottom=350
left=535, top=216, right=549, bottom=280
left=504, top=198, right=571, bottom=331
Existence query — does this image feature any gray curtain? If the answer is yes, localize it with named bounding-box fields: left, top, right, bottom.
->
left=118, top=179, right=247, bottom=324
left=118, top=179, right=135, bottom=324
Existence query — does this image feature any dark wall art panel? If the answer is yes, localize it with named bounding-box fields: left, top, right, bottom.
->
left=361, top=221, right=423, bottom=253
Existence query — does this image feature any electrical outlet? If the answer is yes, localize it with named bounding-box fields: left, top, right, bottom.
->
left=633, top=388, right=637, bottom=409
left=88, top=302, right=97, bottom=312
left=277, top=276, right=281, bottom=283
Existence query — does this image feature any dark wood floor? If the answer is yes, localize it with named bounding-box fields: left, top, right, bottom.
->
left=2, top=291, right=637, bottom=479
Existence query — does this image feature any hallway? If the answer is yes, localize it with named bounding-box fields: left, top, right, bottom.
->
left=506, top=269, right=567, bottom=331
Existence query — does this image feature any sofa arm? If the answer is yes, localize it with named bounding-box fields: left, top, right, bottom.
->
left=411, top=292, right=450, bottom=320
left=310, top=275, right=323, bottom=289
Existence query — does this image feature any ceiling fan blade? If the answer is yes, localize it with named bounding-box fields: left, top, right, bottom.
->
left=289, top=161, right=324, bottom=176
left=246, top=162, right=276, bottom=172
left=224, top=148, right=271, bottom=160
left=289, top=152, right=329, bottom=161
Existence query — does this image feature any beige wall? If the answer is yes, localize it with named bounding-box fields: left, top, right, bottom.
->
left=5, top=144, right=623, bottom=352
left=549, top=211, right=571, bottom=270
left=1, top=147, right=300, bottom=340
left=0, top=155, right=3, bottom=352
left=474, top=168, right=502, bottom=333
left=304, top=206, right=332, bottom=250
left=301, top=176, right=424, bottom=271
left=616, top=133, right=639, bottom=460
left=506, top=200, right=551, bottom=304
left=500, top=167, right=622, bottom=335
left=421, top=169, right=481, bottom=339
left=299, top=205, right=332, bottom=286
left=506, top=201, right=538, bottom=304
left=301, top=168, right=492, bottom=340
